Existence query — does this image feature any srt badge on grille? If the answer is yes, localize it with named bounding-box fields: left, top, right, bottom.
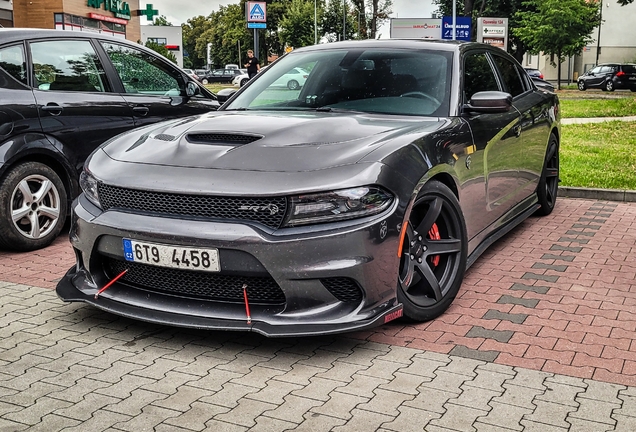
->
left=238, top=204, right=280, bottom=215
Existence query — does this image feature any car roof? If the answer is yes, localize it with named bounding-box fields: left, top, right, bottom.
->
left=291, top=38, right=471, bottom=54
left=0, top=28, right=136, bottom=44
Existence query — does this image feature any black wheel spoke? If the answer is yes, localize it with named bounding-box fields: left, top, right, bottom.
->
left=415, top=262, right=442, bottom=301
left=416, top=197, right=442, bottom=234
left=401, top=257, right=416, bottom=288
left=425, top=238, right=461, bottom=255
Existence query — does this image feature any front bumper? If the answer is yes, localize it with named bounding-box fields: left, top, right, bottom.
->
left=56, top=195, right=405, bottom=337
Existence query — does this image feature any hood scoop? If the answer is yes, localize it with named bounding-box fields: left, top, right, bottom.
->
left=186, top=133, right=263, bottom=146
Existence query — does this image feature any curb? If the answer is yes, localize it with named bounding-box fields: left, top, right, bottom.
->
left=558, top=186, right=636, bottom=202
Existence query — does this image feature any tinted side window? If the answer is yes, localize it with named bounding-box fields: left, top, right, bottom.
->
left=101, top=42, right=181, bottom=95
left=493, top=55, right=525, bottom=97
left=0, top=44, right=27, bottom=87
left=463, top=52, right=499, bottom=102
left=600, top=66, right=613, bottom=74
left=31, top=40, right=108, bottom=92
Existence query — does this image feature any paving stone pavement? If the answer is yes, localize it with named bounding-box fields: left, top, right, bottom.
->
left=1, top=197, right=636, bottom=431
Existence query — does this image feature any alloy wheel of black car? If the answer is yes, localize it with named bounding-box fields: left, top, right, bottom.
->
left=578, top=80, right=586, bottom=91
left=398, top=181, right=467, bottom=321
left=287, top=79, right=300, bottom=90
left=605, top=80, right=614, bottom=91
left=535, top=134, right=560, bottom=217
left=0, top=162, right=67, bottom=251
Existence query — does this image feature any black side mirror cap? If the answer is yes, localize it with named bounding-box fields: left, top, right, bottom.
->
left=463, top=91, right=512, bottom=114
left=217, top=88, right=237, bottom=104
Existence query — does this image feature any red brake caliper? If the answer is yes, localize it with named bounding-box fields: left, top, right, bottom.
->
left=428, top=223, right=441, bottom=267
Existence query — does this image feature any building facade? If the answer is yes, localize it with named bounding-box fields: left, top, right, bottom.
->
left=0, top=0, right=13, bottom=27
left=141, top=24, right=183, bottom=67
left=13, top=0, right=141, bottom=42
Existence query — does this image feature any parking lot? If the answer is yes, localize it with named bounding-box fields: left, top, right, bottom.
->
left=1, top=196, right=636, bottom=431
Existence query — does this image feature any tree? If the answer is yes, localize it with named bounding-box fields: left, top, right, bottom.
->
left=322, top=0, right=356, bottom=42
left=152, top=15, right=173, bottom=26
left=369, top=0, right=392, bottom=39
left=182, top=15, right=214, bottom=68
left=198, top=4, right=253, bottom=68
left=513, top=0, right=600, bottom=89
left=279, top=0, right=321, bottom=47
left=144, top=41, right=178, bottom=64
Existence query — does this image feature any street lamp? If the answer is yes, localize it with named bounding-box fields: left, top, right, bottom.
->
left=343, top=0, right=346, bottom=40
left=314, top=0, right=317, bottom=44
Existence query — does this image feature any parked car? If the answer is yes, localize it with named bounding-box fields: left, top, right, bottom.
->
left=0, top=29, right=220, bottom=251
left=182, top=68, right=199, bottom=81
left=57, top=39, right=560, bottom=336
left=271, top=67, right=309, bottom=90
left=524, top=67, right=544, bottom=80
left=194, top=69, right=208, bottom=80
left=201, top=68, right=245, bottom=84
left=577, top=63, right=636, bottom=91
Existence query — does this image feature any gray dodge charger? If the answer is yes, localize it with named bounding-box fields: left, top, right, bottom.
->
left=56, top=39, right=560, bottom=337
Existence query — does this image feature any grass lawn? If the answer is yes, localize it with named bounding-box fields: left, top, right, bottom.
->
left=560, top=97, right=636, bottom=118
left=561, top=121, right=636, bottom=189
left=204, top=83, right=235, bottom=94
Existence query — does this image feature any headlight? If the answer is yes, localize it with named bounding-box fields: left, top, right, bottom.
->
left=79, top=169, right=101, bottom=208
left=284, top=186, right=393, bottom=227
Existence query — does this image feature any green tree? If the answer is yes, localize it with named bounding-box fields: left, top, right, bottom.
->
left=198, top=4, right=253, bottom=68
left=513, top=0, right=600, bottom=89
left=369, top=0, right=392, bottom=39
left=144, top=41, right=178, bottom=64
left=182, top=15, right=214, bottom=68
left=322, top=0, right=356, bottom=41
left=279, top=0, right=320, bottom=47
left=152, top=15, right=172, bottom=26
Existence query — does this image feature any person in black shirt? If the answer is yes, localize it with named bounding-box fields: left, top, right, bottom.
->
left=244, top=50, right=260, bottom=79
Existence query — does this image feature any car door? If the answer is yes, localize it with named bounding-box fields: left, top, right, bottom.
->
left=0, top=43, right=42, bottom=146
left=30, top=38, right=134, bottom=175
left=99, top=41, right=218, bottom=128
left=461, top=50, right=523, bottom=237
left=491, top=54, right=547, bottom=202
left=586, top=66, right=603, bottom=88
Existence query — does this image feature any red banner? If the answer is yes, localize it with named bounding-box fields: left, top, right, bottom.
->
left=89, top=13, right=128, bottom=25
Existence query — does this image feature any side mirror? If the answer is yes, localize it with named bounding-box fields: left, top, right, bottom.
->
left=186, top=81, right=200, bottom=97
left=463, top=91, right=512, bottom=114
left=217, top=88, right=237, bottom=104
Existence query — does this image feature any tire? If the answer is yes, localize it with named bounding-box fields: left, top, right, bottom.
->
left=201, top=78, right=209, bottom=85
left=535, top=133, right=559, bottom=217
left=287, top=79, right=300, bottom=90
left=577, top=80, right=586, bottom=91
left=397, top=181, right=468, bottom=322
left=0, top=162, right=67, bottom=251
left=605, top=80, right=614, bottom=92
left=240, top=78, right=249, bottom=87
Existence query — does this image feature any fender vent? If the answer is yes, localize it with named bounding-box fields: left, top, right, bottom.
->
left=186, top=133, right=262, bottom=145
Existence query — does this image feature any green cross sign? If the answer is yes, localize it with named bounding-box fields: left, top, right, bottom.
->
left=140, top=4, right=158, bottom=21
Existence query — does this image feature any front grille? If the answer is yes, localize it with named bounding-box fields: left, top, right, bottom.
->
left=104, top=257, right=286, bottom=305
left=320, top=277, right=363, bottom=303
left=186, top=133, right=262, bottom=145
left=98, top=184, right=287, bottom=229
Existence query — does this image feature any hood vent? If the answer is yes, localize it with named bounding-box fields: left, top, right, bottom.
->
left=186, top=133, right=263, bottom=145
left=153, top=134, right=177, bottom=141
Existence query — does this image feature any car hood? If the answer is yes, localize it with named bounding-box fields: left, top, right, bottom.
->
left=102, top=111, right=446, bottom=172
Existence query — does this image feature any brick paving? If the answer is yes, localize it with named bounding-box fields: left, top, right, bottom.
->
left=1, top=197, right=636, bottom=431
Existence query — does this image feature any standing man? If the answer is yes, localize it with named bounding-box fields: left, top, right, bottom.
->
left=244, top=49, right=260, bottom=79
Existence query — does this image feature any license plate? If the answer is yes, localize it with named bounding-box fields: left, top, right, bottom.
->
left=123, top=239, right=220, bottom=272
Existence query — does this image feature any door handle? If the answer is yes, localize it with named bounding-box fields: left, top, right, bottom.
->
left=132, top=106, right=149, bottom=116
left=41, top=103, right=63, bottom=115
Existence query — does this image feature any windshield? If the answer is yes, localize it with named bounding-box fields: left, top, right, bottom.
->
left=223, top=47, right=453, bottom=116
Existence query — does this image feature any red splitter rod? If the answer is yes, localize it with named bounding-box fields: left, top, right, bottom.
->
left=243, top=284, right=252, bottom=325
left=94, top=269, right=128, bottom=299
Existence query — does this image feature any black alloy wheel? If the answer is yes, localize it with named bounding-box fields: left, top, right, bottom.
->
left=287, top=79, right=300, bottom=90
left=577, top=80, right=586, bottom=91
left=535, top=134, right=559, bottom=216
left=0, top=162, right=67, bottom=251
left=398, top=181, right=467, bottom=321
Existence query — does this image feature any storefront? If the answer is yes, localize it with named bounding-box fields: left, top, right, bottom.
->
left=13, top=0, right=141, bottom=42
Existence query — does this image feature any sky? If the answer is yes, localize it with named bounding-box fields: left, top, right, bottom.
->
left=140, top=0, right=437, bottom=39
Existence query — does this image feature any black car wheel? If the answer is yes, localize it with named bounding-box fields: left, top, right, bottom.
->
left=605, top=80, right=615, bottom=92
left=0, top=162, right=67, bottom=251
left=535, top=134, right=559, bottom=217
left=398, top=181, right=467, bottom=321
left=287, top=79, right=300, bottom=90
left=577, top=80, right=586, bottom=91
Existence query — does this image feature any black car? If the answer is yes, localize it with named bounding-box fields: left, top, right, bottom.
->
left=201, top=68, right=245, bottom=85
left=57, top=39, right=560, bottom=336
left=577, top=63, right=636, bottom=91
left=0, top=29, right=219, bottom=252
